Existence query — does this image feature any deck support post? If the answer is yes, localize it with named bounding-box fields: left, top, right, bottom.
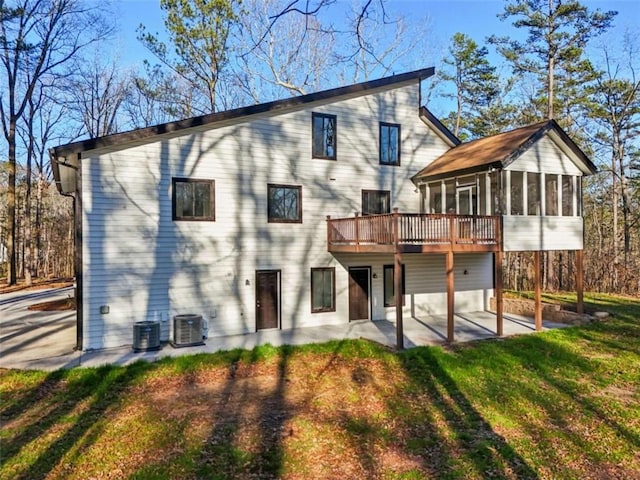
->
left=354, top=212, right=360, bottom=252
left=534, top=250, right=542, bottom=331
left=326, top=216, right=331, bottom=251
left=395, top=252, right=403, bottom=350
left=495, top=216, right=503, bottom=336
left=576, top=249, right=584, bottom=314
left=446, top=249, right=455, bottom=343
left=393, top=208, right=404, bottom=350
left=495, top=249, right=503, bottom=336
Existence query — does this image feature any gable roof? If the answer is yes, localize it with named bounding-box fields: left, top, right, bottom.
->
left=51, top=67, right=435, bottom=162
left=412, top=119, right=597, bottom=182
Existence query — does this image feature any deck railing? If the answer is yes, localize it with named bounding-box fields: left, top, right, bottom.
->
left=327, top=211, right=500, bottom=251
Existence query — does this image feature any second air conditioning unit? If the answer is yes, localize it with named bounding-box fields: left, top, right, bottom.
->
left=172, top=314, right=205, bottom=348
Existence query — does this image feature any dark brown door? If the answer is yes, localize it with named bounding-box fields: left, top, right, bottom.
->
left=256, top=270, right=279, bottom=330
left=349, top=267, right=370, bottom=321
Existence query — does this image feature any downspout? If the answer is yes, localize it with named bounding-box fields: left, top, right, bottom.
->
left=51, top=152, right=83, bottom=351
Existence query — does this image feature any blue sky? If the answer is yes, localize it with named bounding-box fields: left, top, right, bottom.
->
left=108, top=0, right=638, bottom=117
left=112, top=0, right=638, bottom=69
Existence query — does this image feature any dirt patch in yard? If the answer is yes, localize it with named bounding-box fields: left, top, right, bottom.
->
left=27, top=297, right=76, bottom=312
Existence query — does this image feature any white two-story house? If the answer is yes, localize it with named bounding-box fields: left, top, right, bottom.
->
left=51, top=67, right=596, bottom=351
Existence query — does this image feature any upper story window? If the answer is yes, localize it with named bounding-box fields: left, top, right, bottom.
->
left=379, top=122, right=400, bottom=166
left=268, top=184, right=302, bottom=223
left=312, top=112, right=336, bottom=160
left=172, top=178, right=215, bottom=221
left=362, top=189, right=390, bottom=215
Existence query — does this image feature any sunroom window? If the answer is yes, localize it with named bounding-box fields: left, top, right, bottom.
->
left=545, top=174, right=558, bottom=216
left=562, top=175, right=574, bottom=216
left=527, top=172, right=541, bottom=216
left=511, top=171, right=524, bottom=215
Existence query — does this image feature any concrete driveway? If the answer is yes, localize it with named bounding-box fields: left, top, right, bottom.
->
left=0, top=287, right=76, bottom=369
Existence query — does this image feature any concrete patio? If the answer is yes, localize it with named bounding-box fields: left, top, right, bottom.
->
left=0, top=286, right=571, bottom=371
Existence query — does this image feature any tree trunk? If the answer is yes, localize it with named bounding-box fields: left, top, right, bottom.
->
left=546, top=0, right=555, bottom=120
left=24, top=131, right=34, bottom=286
left=611, top=152, right=619, bottom=289
left=34, top=175, right=44, bottom=278
left=6, top=121, right=17, bottom=285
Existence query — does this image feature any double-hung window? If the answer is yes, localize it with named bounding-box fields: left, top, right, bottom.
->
left=312, top=112, right=337, bottom=160
left=362, top=190, right=390, bottom=216
left=268, top=184, right=302, bottom=223
left=172, top=178, right=215, bottom=221
left=379, top=122, right=401, bottom=166
left=311, top=268, right=335, bottom=313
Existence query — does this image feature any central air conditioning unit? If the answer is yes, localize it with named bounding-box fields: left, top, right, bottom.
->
left=133, top=321, right=161, bottom=352
left=172, top=314, right=205, bottom=348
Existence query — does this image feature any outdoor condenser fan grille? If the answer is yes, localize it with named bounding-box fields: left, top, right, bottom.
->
left=172, top=314, right=205, bottom=347
left=133, top=321, right=161, bottom=352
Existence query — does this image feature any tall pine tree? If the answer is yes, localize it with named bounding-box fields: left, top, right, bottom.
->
left=489, top=0, right=616, bottom=123
left=439, top=33, right=500, bottom=140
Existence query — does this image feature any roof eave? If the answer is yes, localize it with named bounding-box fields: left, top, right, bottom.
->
left=549, top=120, right=598, bottom=174
left=418, top=106, right=460, bottom=147
left=501, top=120, right=598, bottom=175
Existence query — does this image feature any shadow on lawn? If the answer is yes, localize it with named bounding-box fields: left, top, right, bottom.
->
left=499, top=327, right=640, bottom=452
left=398, top=347, right=541, bottom=479
left=437, top=315, right=640, bottom=478
left=195, top=345, right=293, bottom=478
left=3, top=312, right=638, bottom=479
left=0, top=361, right=152, bottom=479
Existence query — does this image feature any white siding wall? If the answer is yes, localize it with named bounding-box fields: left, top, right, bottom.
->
left=333, top=253, right=494, bottom=320
left=507, top=136, right=583, bottom=175
left=81, top=84, right=453, bottom=349
left=503, top=216, right=583, bottom=251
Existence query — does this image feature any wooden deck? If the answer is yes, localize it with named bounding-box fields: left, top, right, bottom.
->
left=327, top=211, right=501, bottom=253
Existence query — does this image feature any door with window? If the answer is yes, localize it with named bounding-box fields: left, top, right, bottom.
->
left=457, top=186, right=476, bottom=215
left=348, top=267, right=370, bottom=321
left=457, top=186, right=476, bottom=240
left=362, top=190, right=390, bottom=215
left=256, top=270, right=280, bottom=330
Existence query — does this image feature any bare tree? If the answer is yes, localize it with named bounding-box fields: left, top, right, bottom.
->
left=234, top=0, right=433, bottom=104
left=334, top=1, right=432, bottom=83
left=66, top=50, right=130, bottom=138
left=0, top=0, right=109, bottom=285
left=586, top=33, right=640, bottom=289
left=234, top=0, right=335, bottom=103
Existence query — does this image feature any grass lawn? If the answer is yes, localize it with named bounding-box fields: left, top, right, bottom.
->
left=1, top=293, right=639, bottom=479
